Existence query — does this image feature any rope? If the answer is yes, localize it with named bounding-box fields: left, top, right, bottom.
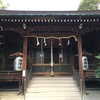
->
left=24, top=35, right=77, bottom=41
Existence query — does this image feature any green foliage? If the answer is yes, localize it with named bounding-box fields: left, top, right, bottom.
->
left=95, top=54, right=100, bottom=59
left=0, top=0, right=9, bottom=10
left=95, top=54, right=100, bottom=78
left=78, top=0, right=100, bottom=10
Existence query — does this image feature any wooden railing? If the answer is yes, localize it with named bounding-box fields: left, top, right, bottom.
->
left=72, top=66, right=83, bottom=100
left=84, top=70, right=95, bottom=79
left=24, top=66, right=32, bottom=100
left=0, top=70, right=22, bottom=91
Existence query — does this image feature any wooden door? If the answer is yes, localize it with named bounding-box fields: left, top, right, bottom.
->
left=32, top=47, right=72, bottom=76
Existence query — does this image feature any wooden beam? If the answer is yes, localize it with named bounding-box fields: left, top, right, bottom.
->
left=3, top=25, right=100, bottom=30
left=21, top=32, right=76, bottom=37
left=77, top=33, right=85, bottom=94
left=3, top=25, right=74, bottom=28
left=22, top=37, right=28, bottom=93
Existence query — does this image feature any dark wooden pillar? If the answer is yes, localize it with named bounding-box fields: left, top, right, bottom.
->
left=29, top=38, right=32, bottom=68
left=2, top=45, right=7, bottom=70
left=78, top=34, right=85, bottom=94
left=2, top=37, right=7, bottom=70
left=78, top=34, right=83, bottom=77
left=70, top=44, right=74, bottom=74
left=22, top=37, right=28, bottom=93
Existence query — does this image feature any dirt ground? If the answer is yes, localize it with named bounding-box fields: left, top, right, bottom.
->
left=0, top=90, right=100, bottom=100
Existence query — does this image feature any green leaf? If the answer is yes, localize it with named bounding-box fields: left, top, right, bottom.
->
left=95, top=74, right=100, bottom=78
left=95, top=54, right=100, bottom=59
left=0, top=0, right=9, bottom=10
left=78, top=0, right=100, bottom=10
left=95, top=65, right=100, bottom=78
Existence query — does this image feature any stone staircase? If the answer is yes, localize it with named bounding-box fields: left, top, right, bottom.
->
left=25, top=76, right=82, bottom=100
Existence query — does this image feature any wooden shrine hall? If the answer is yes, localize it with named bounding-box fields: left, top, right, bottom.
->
left=0, top=10, right=100, bottom=98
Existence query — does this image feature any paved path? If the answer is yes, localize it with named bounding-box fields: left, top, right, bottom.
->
left=84, top=90, right=100, bottom=100
left=0, top=91, right=24, bottom=100
left=0, top=90, right=100, bottom=100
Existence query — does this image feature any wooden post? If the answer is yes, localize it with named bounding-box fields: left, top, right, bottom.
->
left=29, top=46, right=32, bottom=68
left=70, top=44, right=74, bottom=75
left=22, top=37, right=28, bottom=93
left=78, top=34, right=85, bottom=94
left=2, top=45, right=7, bottom=70
left=29, top=38, right=32, bottom=68
left=2, top=37, right=7, bottom=70
left=40, top=38, right=43, bottom=64
left=50, top=38, right=54, bottom=77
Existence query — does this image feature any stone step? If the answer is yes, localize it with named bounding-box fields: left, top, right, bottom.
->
left=32, top=76, right=73, bottom=80
left=25, top=96, right=81, bottom=100
left=26, top=76, right=81, bottom=100
left=29, top=80, right=75, bottom=84
left=26, top=92, right=81, bottom=97
left=27, top=87, right=79, bottom=92
left=31, top=79, right=74, bottom=81
left=28, top=83, right=77, bottom=88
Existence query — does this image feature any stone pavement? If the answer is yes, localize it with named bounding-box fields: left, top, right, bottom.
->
left=84, top=90, right=100, bottom=100
left=0, top=90, right=100, bottom=100
left=0, top=91, right=24, bottom=100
